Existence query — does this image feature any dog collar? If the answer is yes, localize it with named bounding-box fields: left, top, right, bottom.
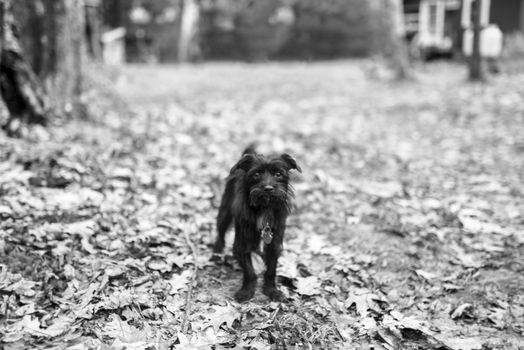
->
left=261, top=222, right=273, bottom=244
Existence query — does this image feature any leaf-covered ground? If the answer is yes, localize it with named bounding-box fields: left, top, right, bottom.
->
left=1, top=61, right=524, bottom=349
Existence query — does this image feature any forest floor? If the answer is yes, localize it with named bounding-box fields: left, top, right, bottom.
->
left=1, top=61, right=524, bottom=350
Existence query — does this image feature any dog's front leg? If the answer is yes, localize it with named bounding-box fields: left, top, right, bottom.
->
left=233, top=224, right=257, bottom=302
left=263, top=237, right=285, bottom=301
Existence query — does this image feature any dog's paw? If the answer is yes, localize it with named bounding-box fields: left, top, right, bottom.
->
left=263, top=286, right=285, bottom=302
left=234, top=288, right=255, bottom=303
left=210, top=253, right=222, bottom=263
left=212, top=241, right=225, bottom=254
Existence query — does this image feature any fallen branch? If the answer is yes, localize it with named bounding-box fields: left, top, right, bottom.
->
left=181, top=224, right=198, bottom=334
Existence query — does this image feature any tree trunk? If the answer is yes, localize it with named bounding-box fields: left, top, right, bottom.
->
left=368, top=0, right=412, bottom=80
left=85, top=1, right=102, bottom=61
left=0, top=1, right=4, bottom=71
left=0, top=0, right=48, bottom=135
left=0, top=1, right=6, bottom=120
left=24, top=0, right=87, bottom=115
left=44, top=0, right=86, bottom=114
left=1, top=0, right=90, bottom=135
left=388, top=0, right=411, bottom=80
left=178, top=0, right=200, bottom=63
left=469, top=0, right=484, bottom=81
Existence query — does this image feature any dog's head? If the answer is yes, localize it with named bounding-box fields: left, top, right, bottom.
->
left=230, top=152, right=301, bottom=209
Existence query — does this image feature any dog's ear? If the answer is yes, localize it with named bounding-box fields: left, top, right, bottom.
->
left=280, top=153, right=302, bottom=173
left=230, top=154, right=256, bottom=174
left=242, top=143, right=257, bottom=156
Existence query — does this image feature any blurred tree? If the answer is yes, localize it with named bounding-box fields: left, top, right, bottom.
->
left=388, top=0, right=412, bottom=79
left=178, top=0, right=200, bottom=62
left=85, top=0, right=102, bottom=61
left=368, top=0, right=412, bottom=80
left=0, top=0, right=48, bottom=136
left=121, top=0, right=186, bottom=63
left=200, top=0, right=372, bottom=60
left=236, top=0, right=283, bottom=60
left=0, top=0, right=93, bottom=136
left=469, top=0, right=484, bottom=80
left=285, top=0, right=372, bottom=59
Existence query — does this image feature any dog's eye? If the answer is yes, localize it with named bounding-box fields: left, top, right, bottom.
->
left=253, top=172, right=261, bottom=178
left=274, top=172, right=282, bottom=178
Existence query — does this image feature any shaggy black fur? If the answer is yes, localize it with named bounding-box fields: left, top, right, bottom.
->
left=213, top=147, right=301, bottom=302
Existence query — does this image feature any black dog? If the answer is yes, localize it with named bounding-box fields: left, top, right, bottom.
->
left=213, top=147, right=301, bottom=302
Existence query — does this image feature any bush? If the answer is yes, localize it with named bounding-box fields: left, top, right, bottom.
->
left=200, top=0, right=373, bottom=60
left=281, top=0, right=372, bottom=59
left=502, top=33, right=524, bottom=59
left=500, top=32, right=524, bottom=73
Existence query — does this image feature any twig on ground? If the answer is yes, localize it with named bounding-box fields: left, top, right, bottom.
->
left=181, top=224, right=198, bottom=334
left=3, top=294, right=11, bottom=324
left=270, top=304, right=281, bottom=323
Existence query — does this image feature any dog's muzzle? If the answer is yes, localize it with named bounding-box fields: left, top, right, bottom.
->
left=249, top=188, right=286, bottom=207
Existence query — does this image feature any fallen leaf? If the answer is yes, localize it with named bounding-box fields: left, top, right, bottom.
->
left=450, top=243, right=482, bottom=268
left=103, top=314, right=148, bottom=343
left=486, top=307, right=507, bottom=329
left=295, top=276, right=321, bottom=296
left=169, top=270, right=192, bottom=294
left=39, top=315, right=74, bottom=337
left=443, top=337, right=483, bottom=350
left=415, top=269, right=438, bottom=281
left=0, top=204, right=13, bottom=217
left=344, top=288, right=384, bottom=317
left=147, top=258, right=173, bottom=273
left=357, top=180, right=402, bottom=198
left=442, top=283, right=463, bottom=292
left=460, top=217, right=504, bottom=235
left=451, top=303, right=474, bottom=320
left=203, top=304, right=241, bottom=332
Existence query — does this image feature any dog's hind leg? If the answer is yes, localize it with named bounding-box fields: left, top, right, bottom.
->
left=214, top=184, right=234, bottom=254
left=214, top=207, right=231, bottom=254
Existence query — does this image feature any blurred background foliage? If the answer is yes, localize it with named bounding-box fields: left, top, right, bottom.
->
left=200, top=0, right=373, bottom=60
left=103, top=0, right=376, bottom=62
left=2, top=0, right=524, bottom=134
left=1, top=0, right=388, bottom=134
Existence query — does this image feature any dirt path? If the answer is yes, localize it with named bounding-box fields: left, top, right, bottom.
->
left=1, top=61, right=523, bottom=349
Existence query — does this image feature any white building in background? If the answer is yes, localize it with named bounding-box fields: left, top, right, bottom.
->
left=102, top=27, right=126, bottom=65
left=404, top=0, right=524, bottom=59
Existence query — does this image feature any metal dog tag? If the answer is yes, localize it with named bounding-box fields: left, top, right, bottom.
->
left=261, top=222, right=273, bottom=244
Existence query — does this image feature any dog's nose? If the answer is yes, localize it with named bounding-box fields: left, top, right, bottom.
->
left=264, top=185, right=274, bottom=192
